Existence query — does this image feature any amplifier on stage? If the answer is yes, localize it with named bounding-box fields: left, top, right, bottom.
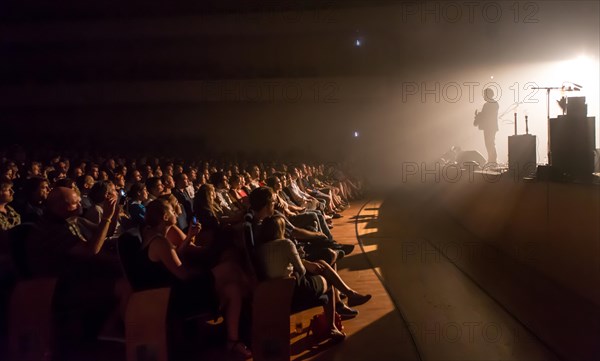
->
left=508, top=134, right=537, bottom=177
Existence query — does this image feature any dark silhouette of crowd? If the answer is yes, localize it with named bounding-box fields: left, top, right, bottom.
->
left=0, top=146, right=366, bottom=359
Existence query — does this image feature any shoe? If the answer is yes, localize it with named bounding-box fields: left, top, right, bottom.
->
left=329, top=328, right=346, bottom=343
left=336, top=302, right=359, bottom=319
left=340, top=293, right=347, bottom=300
left=337, top=244, right=354, bottom=255
left=332, top=213, right=343, bottom=219
left=227, top=340, right=252, bottom=359
left=347, top=293, right=372, bottom=307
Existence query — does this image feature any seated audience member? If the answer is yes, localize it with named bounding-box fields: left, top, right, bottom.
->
left=76, top=175, right=95, bottom=211
left=249, top=187, right=362, bottom=317
left=126, top=169, right=143, bottom=188
left=284, top=171, right=323, bottom=212
left=54, top=178, right=80, bottom=195
left=113, top=173, right=126, bottom=194
left=266, top=175, right=322, bottom=228
left=295, top=166, right=340, bottom=218
left=145, top=176, right=165, bottom=204
left=12, top=176, right=50, bottom=223
left=209, top=172, right=243, bottom=222
left=126, top=182, right=148, bottom=229
left=193, top=184, right=223, bottom=236
left=0, top=179, right=20, bottom=231
left=25, top=187, right=126, bottom=339
left=159, top=193, right=189, bottom=234
left=246, top=165, right=262, bottom=190
left=84, top=181, right=117, bottom=223
left=172, top=172, right=194, bottom=231
left=141, top=199, right=252, bottom=358
left=26, top=186, right=120, bottom=274
left=184, top=167, right=198, bottom=198
left=256, top=216, right=369, bottom=341
left=161, top=174, right=174, bottom=195
left=228, top=174, right=249, bottom=211
left=25, top=161, right=43, bottom=178
left=87, top=163, right=100, bottom=180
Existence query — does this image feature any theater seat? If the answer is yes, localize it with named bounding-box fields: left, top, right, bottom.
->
left=125, top=287, right=171, bottom=361
left=252, top=277, right=295, bottom=361
left=8, top=277, right=58, bottom=361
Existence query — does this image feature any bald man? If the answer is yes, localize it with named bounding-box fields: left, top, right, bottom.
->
left=26, top=186, right=118, bottom=276
left=26, top=187, right=129, bottom=342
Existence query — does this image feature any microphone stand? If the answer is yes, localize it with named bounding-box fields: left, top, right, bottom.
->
left=531, top=86, right=562, bottom=165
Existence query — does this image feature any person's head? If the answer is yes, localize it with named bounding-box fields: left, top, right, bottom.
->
left=159, top=194, right=182, bottom=216
left=249, top=187, right=275, bottom=217
left=165, top=164, right=174, bottom=176
left=23, top=177, right=50, bottom=205
left=113, top=173, right=126, bottom=189
left=88, top=180, right=116, bottom=205
left=29, top=162, right=41, bottom=177
left=258, top=215, right=286, bottom=245
left=128, top=182, right=148, bottom=202
left=484, top=88, right=495, bottom=102
left=54, top=178, right=80, bottom=196
left=98, top=170, right=109, bottom=181
left=195, top=184, right=216, bottom=212
left=209, top=172, right=229, bottom=190
left=173, top=172, right=189, bottom=190
left=0, top=179, right=15, bottom=205
left=186, top=168, right=197, bottom=183
left=145, top=199, right=176, bottom=228
left=88, top=164, right=99, bottom=180
left=130, top=169, right=143, bottom=183
left=46, top=186, right=82, bottom=220
left=76, top=175, right=95, bottom=194
left=249, top=165, right=260, bottom=180
left=265, top=176, right=283, bottom=191
left=229, top=174, right=243, bottom=190
left=146, top=177, right=165, bottom=198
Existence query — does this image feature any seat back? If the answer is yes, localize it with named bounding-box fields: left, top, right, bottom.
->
left=7, top=222, right=37, bottom=279
left=8, top=277, right=58, bottom=361
left=252, top=278, right=295, bottom=361
left=117, top=228, right=147, bottom=291
left=125, top=287, right=171, bottom=361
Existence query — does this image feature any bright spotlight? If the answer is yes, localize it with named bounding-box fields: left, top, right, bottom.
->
left=354, top=131, right=359, bottom=138
left=555, top=55, right=597, bottom=86
left=355, top=39, right=362, bottom=47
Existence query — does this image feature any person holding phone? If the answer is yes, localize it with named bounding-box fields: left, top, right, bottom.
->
left=141, top=199, right=252, bottom=358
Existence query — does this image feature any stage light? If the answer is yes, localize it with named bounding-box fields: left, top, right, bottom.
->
left=354, top=131, right=360, bottom=138
left=355, top=39, right=362, bottom=47
left=554, top=55, right=598, bottom=87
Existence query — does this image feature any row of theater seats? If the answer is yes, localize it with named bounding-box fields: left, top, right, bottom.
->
left=6, top=215, right=326, bottom=361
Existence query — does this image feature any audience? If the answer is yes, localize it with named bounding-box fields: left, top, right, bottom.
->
left=0, top=148, right=365, bottom=356
left=0, top=179, right=20, bottom=231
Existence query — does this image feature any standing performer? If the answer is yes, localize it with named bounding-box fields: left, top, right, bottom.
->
left=474, top=88, right=499, bottom=164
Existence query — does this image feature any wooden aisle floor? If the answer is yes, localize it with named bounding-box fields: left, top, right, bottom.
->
left=287, top=200, right=420, bottom=361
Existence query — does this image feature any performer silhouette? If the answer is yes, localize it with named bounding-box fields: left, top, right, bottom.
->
left=474, top=88, right=499, bottom=164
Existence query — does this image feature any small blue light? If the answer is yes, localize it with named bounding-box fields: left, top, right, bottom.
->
left=355, top=39, right=361, bottom=47
left=354, top=131, right=359, bottom=138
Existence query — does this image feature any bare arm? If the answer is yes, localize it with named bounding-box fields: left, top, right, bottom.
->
left=150, top=236, right=189, bottom=281
left=87, top=197, right=118, bottom=254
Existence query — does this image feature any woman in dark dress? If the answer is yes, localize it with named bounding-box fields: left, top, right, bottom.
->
left=141, top=199, right=252, bottom=358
